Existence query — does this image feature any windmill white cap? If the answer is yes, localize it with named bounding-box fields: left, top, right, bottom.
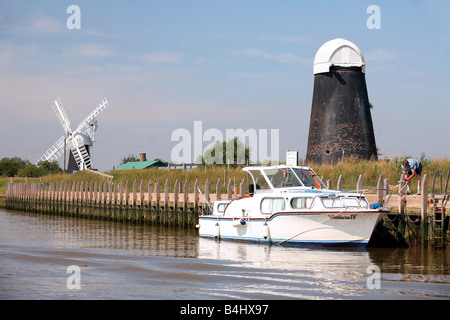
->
left=313, top=38, right=365, bottom=74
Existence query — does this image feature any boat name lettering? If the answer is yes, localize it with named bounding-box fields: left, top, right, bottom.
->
left=329, top=214, right=357, bottom=220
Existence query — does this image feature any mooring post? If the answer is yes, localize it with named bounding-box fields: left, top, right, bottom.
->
left=132, top=180, right=137, bottom=222
left=337, top=175, right=343, bottom=191
left=357, top=174, right=363, bottom=192
left=377, top=174, right=383, bottom=205
left=398, top=174, right=407, bottom=240
left=164, top=179, right=169, bottom=214
left=173, top=179, right=179, bottom=225
left=194, top=179, right=199, bottom=214
left=155, top=179, right=161, bottom=223
left=240, top=178, right=245, bottom=197
left=227, top=178, right=233, bottom=199
left=146, top=180, right=152, bottom=223
left=421, top=174, right=429, bottom=246
left=399, top=174, right=406, bottom=214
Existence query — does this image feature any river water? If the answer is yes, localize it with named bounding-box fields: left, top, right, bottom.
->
left=0, top=209, right=449, bottom=301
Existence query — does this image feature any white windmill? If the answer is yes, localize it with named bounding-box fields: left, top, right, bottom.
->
left=37, top=97, right=108, bottom=173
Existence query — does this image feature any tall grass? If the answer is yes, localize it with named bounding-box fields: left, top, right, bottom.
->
left=310, top=156, right=450, bottom=192
left=1, top=157, right=449, bottom=195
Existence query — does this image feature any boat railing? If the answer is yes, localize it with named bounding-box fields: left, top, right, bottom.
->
left=305, top=188, right=392, bottom=211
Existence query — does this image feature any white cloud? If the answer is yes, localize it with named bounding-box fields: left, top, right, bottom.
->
left=258, top=35, right=312, bottom=43
left=32, top=16, right=66, bottom=34
left=61, top=43, right=116, bottom=58
left=139, top=52, right=182, bottom=63
left=232, top=48, right=309, bottom=64
left=364, top=49, right=398, bottom=62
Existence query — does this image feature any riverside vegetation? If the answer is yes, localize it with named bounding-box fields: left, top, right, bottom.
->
left=1, top=156, right=449, bottom=196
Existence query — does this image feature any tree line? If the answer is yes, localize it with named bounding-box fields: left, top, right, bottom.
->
left=0, top=157, right=62, bottom=177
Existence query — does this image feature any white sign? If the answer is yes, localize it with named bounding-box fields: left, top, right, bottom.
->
left=286, top=151, right=298, bottom=166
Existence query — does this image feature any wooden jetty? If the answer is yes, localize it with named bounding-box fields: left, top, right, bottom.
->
left=2, top=171, right=449, bottom=248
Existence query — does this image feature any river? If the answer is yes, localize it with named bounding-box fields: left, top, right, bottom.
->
left=0, top=209, right=448, bottom=301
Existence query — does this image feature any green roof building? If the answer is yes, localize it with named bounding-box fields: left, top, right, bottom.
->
left=115, top=159, right=167, bottom=170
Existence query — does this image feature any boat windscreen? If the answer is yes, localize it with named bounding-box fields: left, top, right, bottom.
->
left=291, top=168, right=325, bottom=189
left=262, top=168, right=304, bottom=188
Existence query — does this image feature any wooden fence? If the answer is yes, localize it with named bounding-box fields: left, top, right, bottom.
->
left=3, top=177, right=247, bottom=228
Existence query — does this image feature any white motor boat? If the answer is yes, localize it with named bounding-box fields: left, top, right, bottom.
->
left=197, top=165, right=389, bottom=247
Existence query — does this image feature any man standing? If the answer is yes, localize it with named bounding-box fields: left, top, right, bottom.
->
left=401, top=158, right=422, bottom=195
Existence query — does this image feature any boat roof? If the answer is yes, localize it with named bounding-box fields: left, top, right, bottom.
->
left=243, top=165, right=313, bottom=172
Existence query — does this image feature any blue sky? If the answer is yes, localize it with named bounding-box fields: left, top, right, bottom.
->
left=0, top=0, right=449, bottom=171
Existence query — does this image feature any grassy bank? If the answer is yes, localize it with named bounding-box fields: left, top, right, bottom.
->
left=1, top=157, right=449, bottom=195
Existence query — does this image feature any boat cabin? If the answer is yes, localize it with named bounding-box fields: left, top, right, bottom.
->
left=208, top=166, right=375, bottom=218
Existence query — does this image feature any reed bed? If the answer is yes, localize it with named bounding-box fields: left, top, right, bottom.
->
left=2, top=157, right=449, bottom=196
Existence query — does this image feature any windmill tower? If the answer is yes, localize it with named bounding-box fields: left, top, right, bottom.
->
left=37, top=97, right=108, bottom=173
left=306, top=38, right=377, bottom=164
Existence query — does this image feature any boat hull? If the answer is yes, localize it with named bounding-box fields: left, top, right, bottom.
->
left=198, top=210, right=385, bottom=247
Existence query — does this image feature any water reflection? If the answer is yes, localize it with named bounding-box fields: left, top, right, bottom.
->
left=0, top=210, right=199, bottom=257
left=367, top=247, right=450, bottom=277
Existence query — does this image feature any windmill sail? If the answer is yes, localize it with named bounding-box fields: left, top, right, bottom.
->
left=52, top=97, right=71, bottom=135
left=37, top=135, right=66, bottom=163
left=73, top=98, right=108, bottom=137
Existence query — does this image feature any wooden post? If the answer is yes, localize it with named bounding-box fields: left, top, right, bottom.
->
left=356, top=174, right=363, bottom=192
left=194, top=179, right=199, bottom=213
left=337, top=175, right=343, bottom=191
left=183, top=179, right=189, bottom=227
left=139, top=180, right=144, bottom=224
left=205, top=179, right=210, bottom=204
left=118, top=181, right=124, bottom=221
left=421, top=174, right=428, bottom=246
left=112, top=182, right=117, bottom=221
left=107, top=181, right=112, bottom=219
left=216, top=179, right=221, bottom=201
left=398, top=174, right=407, bottom=241
left=173, top=179, right=179, bottom=225
left=377, top=174, right=383, bottom=205
left=155, top=179, right=161, bottom=214
left=132, top=180, right=137, bottom=222
left=146, top=180, right=152, bottom=223
left=326, top=179, right=332, bottom=190
left=164, top=179, right=169, bottom=215
left=93, top=181, right=98, bottom=218
left=183, top=179, right=189, bottom=212
left=399, top=174, right=406, bottom=214
left=124, top=180, right=130, bottom=221
left=227, top=178, right=233, bottom=199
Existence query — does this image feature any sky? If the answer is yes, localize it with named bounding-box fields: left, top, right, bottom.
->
left=0, top=0, right=449, bottom=172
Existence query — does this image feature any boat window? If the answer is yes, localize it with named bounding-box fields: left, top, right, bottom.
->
left=261, top=198, right=285, bottom=214
left=216, top=203, right=227, bottom=213
left=341, top=196, right=368, bottom=208
left=291, top=168, right=326, bottom=189
left=291, top=197, right=313, bottom=209
left=249, top=170, right=271, bottom=190
left=321, top=196, right=345, bottom=208
left=262, top=168, right=303, bottom=188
